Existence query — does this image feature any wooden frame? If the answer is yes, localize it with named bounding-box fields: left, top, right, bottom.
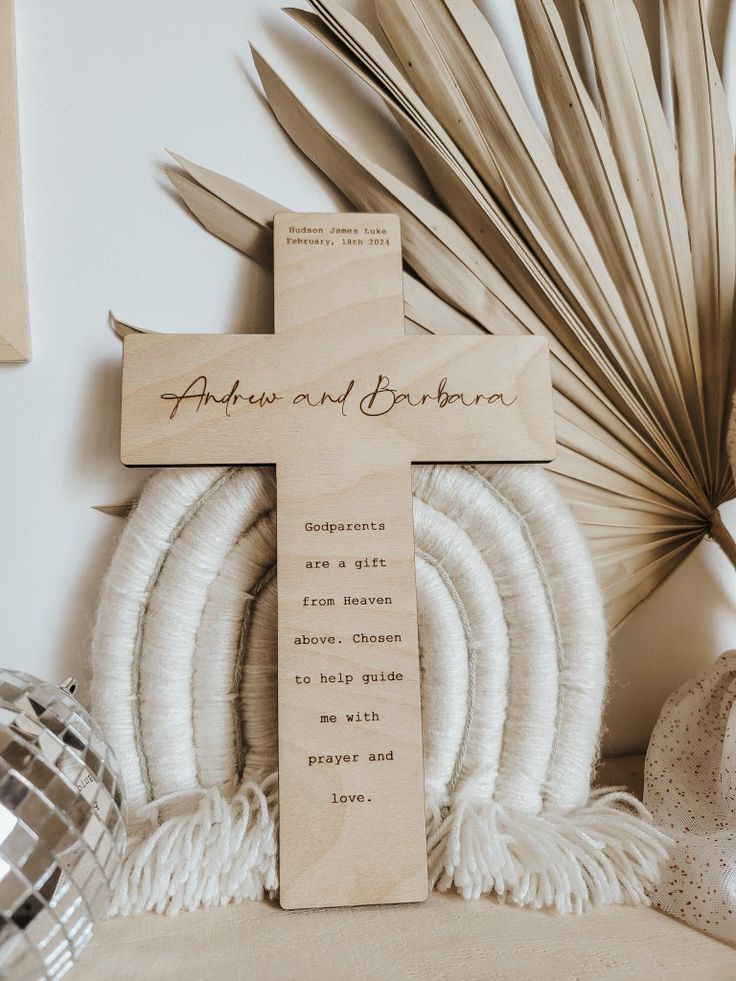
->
left=0, top=0, right=29, bottom=362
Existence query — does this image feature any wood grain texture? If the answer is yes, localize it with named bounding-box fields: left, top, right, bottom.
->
left=120, top=331, right=553, bottom=465
left=0, top=0, right=29, bottom=361
left=272, top=214, right=427, bottom=911
left=120, top=212, right=555, bottom=910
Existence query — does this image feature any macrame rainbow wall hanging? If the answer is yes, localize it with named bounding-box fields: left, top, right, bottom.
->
left=91, top=462, right=668, bottom=916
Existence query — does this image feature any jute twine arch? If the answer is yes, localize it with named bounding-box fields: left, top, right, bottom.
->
left=91, top=463, right=668, bottom=915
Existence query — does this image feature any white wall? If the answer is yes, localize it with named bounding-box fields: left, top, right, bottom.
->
left=2, top=0, right=735, bottom=756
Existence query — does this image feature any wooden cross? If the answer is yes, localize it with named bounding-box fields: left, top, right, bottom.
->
left=121, top=213, right=555, bottom=910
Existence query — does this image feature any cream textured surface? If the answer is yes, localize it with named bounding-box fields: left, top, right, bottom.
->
left=73, top=759, right=736, bottom=980
left=73, top=892, right=736, bottom=981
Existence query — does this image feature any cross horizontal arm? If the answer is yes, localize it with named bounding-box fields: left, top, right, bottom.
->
left=121, top=332, right=555, bottom=466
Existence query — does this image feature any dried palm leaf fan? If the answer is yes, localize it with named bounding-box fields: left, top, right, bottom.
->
left=157, top=0, right=736, bottom=627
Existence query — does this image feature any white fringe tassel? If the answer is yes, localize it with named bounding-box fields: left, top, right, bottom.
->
left=428, top=789, right=670, bottom=913
left=114, top=781, right=668, bottom=916
left=112, top=773, right=278, bottom=916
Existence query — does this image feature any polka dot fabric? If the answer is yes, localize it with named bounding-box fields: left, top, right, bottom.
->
left=645, top=650, right=736, bottom=944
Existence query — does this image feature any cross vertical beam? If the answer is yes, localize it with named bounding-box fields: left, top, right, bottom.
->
left=273, top=214, right=428, bottom=909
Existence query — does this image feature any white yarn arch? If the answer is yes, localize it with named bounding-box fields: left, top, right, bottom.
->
left=91, top=463, right=667, bottom=916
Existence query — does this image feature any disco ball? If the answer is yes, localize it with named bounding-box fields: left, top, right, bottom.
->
left=0, top=671, right=126, bottom=979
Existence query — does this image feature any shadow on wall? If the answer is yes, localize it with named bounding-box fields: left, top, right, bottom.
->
left=603, top=499, right=736, bottom=757
left=156, top=174, right=275, bottom=336
left=56, top=358, right=153, bottom=698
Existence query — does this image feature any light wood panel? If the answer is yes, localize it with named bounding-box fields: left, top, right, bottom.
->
left=0, top=0, right=29, bottom=362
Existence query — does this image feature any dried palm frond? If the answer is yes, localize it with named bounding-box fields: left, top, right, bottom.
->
left=162, top=0, right=735, bottom=627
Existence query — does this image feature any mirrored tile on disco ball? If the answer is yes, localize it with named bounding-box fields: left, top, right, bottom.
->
left=0, top=866, right=32, bottom=915
left=3, top=820, right=36, bottom=868
left=0, top=673, right=126, bottom=979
